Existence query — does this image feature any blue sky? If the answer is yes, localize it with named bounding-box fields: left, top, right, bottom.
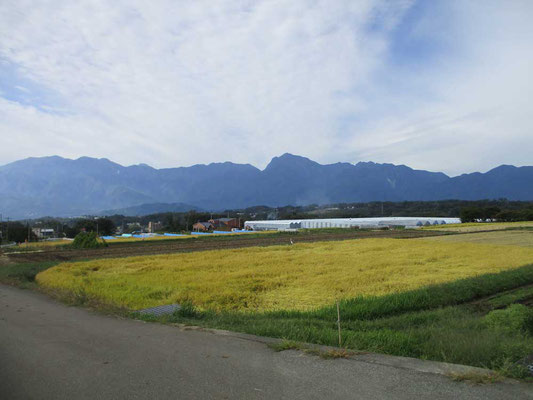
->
left=0, top=0, right=531, bottom=175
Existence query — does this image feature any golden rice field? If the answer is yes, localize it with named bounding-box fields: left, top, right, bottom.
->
left=17, top=240, right=72, bottom=249
left=107, top=231, right=265, bottom=243
left=36, top=238, right=533, bottom=312
left=105, top=235, right=191, bottom=243
left=423, top=221, right=533, bottom=232
left=419, top=230, right=533, bottom=247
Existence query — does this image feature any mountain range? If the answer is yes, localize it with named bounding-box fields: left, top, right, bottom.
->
left=0, top=154, right=531, bottom=219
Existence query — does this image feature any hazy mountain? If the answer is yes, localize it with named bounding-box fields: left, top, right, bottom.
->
left=99, top=202, right=201, bottom=217
left=0, top=154, right=531, bottom=219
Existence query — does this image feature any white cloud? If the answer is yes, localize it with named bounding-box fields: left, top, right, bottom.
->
left=0, top=0, right=531, bottom=175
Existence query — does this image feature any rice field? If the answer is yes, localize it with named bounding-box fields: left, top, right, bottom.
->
left=423, top=221, right=533, bottom=232
left=36, top=238, right=533, bottom=312
left=11, top=239, right=73, bottom=250
left=419, top=230, right=533, bottom=247
left=106, top=231, right=262, bottom=243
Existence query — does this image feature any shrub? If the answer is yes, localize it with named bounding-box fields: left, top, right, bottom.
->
left=484, top=304, right=533, bottom=334
left=71, top=232, right=107, bottom=249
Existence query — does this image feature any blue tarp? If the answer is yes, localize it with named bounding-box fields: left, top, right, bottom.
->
left=121, top=234, right=133, bottom=237
left=191, top=232, right=211, bottom=235
left=213, top=231, right=232, bottom=234
left=164, top=233, right=185, bottom=237
left=101, top=236, right=116, bottom=240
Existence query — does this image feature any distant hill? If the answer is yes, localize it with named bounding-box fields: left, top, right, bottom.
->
left=99, top=202, right=201, bottom=217
left=0, top=153, right=531, bottom=219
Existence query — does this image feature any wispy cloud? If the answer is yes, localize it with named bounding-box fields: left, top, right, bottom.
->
left=0, top=0, right=531, bottom=175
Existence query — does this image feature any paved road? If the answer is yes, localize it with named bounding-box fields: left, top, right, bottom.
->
left=1, top=285, right=531, bottom=400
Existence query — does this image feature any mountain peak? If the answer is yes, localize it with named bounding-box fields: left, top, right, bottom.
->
left=264, top=153, right=319, bottom=171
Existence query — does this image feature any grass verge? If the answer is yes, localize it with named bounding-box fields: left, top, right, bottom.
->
left=0, top=261, right=59, bottom=288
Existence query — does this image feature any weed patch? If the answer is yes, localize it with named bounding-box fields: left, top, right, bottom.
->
left=0, top=261, right=58, bottom=287
left=449, top=371, right=504, bottom=384
left=268, top=339, right=355, bottom=359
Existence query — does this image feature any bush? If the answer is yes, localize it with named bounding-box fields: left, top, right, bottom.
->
left=484, top=304, right=533, bottom=334
left=71, top=232, right=107, bottom=249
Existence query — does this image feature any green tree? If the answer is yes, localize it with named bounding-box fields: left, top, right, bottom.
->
left=72, top=231, right=107, bottom=249
left=460, top=207, right=481, bottom=223
left=73, top=218, right=116, bottom=236
left=0, top=222, right=37, bottom=244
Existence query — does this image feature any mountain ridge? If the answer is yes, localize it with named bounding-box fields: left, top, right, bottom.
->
left=0, top=154, right=531, bottom=219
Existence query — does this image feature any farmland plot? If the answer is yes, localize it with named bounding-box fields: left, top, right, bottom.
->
left=36, top=238, right=533, bottom=311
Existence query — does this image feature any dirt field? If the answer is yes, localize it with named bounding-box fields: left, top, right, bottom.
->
left=419, top=230, right=533, bottom=247
left=3, top=229, right=446, bottom=263
left=423, top=221, right=533, bottom=232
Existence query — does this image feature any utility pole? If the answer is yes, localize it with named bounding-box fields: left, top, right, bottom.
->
left=6, top=217, right=9, bottom=242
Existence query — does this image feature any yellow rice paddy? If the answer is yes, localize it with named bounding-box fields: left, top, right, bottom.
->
left=36, top=238, right=533, bottom=312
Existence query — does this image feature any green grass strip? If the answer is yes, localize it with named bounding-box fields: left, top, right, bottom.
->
left=312, top=264, right=533, bottom=321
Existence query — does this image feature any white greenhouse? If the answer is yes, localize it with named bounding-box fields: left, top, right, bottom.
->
left=243, top=217, right=461, bottom=231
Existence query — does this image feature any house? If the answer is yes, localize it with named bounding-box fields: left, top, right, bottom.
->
left=148, top=221, right=162, bottom=233
left=208, top=218, right=240, bottom=230
left=192, top=222, right=214, bottom=232
left=32, top=228, right=55, bottom=239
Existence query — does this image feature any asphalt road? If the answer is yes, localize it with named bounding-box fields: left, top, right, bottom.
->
left=1, top=284, right=531, bottom=400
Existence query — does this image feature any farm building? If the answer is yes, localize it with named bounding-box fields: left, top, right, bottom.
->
left=31, top=228, right=55, bottom=239
left=243, top=217, right=461, bottom=231
left=192, top=222, right=214, bottom=232
left=208, top=218, right=240, bottom=230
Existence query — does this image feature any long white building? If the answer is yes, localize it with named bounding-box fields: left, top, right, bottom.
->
left=244, top=217, right=461, bottom=231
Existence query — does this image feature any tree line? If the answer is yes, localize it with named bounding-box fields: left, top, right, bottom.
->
left=460, top=207, right=533, bottom=223
left=2, top=199, right=532, bottom=244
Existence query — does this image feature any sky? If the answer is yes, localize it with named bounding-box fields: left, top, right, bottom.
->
left=0, top=0, right=531, bottom=176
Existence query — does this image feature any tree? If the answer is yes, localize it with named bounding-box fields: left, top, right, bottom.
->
left=460, top=207, right=482, bottom=223
left=72, top=218, right=116, bottom=237
left=0, top=221, right=37, bottom=244
left=72, top=231, right=107, bottom=249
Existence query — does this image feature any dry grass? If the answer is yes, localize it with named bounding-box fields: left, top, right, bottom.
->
left=268, top=339, right=355, bottom=359
left=36, top=238, right=533, bottom=312
left=9, top=240, right=73, bottom=250
left=448, top=371, right=504, bottom=384
left=423, top=221, right=533, bottom=232
left=419, top=230, right=533, bottom=247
